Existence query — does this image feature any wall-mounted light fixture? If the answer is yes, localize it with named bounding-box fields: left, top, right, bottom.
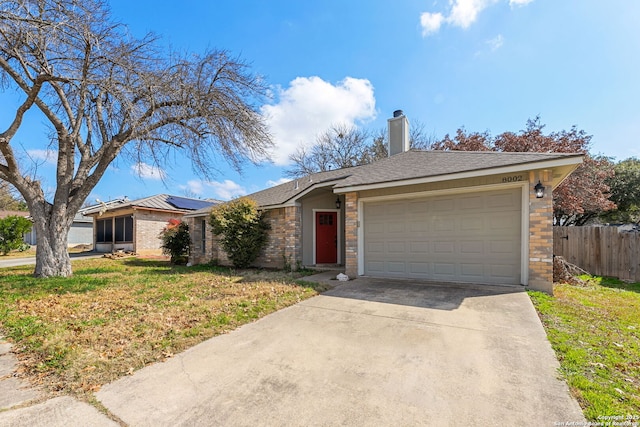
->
left=335, top=196, right=342, bottom=209
left=534, top=180, right=545, bottom=198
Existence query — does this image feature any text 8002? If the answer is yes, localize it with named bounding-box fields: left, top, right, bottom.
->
left=502, top=176, right=524, bottom=183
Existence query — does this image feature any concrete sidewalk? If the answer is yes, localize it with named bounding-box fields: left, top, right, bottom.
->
left=0, top=275, right=586, bottom=426
left=0, top=252, right=103, bottom=268
left=0, top=336, right=117, bottom=427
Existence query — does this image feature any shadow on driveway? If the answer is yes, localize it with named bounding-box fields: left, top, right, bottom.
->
left=323, top=276, right=524, bottom=311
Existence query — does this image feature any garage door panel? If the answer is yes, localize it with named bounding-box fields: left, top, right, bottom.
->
left=433, top=262, right=455, bottom=276
left=366, top=261, right=385, bottom=273
left=388, top=222, right=405, bottom=233
left=434, top=218, right=455, bottom=232
left=367, top=222, right=386, bottom=234
left=387, top=241, right=406, bottom=253
left=363, top=188, right=522, bottom=285
left=490, top=240, right=518, bottom=254
left=409, top=241, right=429, bottom=253
left=461, top=216, right=483, bottom=231
left=408, top=262, right=430, bottom=274
left=487, top=192, right=519, bottom=208
left=460, top=263, right=484, bottom=277
left=457, top=195, right=483, bottom=209
left=433, top=241, right=454, bottom=254
left=387, top=262, right=406, bottom=273
left=460, top=240, right=484, bottom=254
left=433, top=198, right=455, bottom=211
left=367, top=241, right=384, bottom=253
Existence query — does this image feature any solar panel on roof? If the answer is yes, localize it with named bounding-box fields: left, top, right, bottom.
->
left=166, top=196, right=214, bottom=211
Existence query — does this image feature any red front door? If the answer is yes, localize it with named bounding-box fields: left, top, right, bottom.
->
left=316, top=212, right=337, bottom=264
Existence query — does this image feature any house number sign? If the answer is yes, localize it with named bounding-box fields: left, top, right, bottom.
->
left=502, top=175, right=524, bottom=183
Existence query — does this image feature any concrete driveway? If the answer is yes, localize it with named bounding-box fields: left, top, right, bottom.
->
left=94, top=275, right=584, bottom=426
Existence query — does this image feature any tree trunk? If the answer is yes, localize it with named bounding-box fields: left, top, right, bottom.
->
left=33, top=209, right=73, bottom=278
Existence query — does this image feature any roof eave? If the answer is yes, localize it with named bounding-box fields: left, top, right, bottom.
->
left=334, top=155, right=584, bottom=194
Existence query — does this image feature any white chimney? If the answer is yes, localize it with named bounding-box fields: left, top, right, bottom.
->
left=388, top=109, right=409, bottom=156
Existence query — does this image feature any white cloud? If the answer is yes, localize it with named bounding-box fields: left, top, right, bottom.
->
left=421, top=0, right=533, bottom=36
left=206, top=180, right=246, bottom=200
left=266, top=177, right=292, bottom=187
left=179, top=179, right=247, bottom=200
left=420, top=12, right=444, bottom=36
left=261, top=76, right=376, bottom=165
left=448, top=0, right=497, bottom=29
left=26, top=149, right=56, bottom=165
left=509, top=0, right=533, bottom=6
left=181, top=179, right=204, bottom=195
left=487, top=34, right=504, bottom=51
left=131, top=162, right=166, bottom=180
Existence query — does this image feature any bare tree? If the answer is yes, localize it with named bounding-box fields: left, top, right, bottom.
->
left=0, top=180, right=27, bottom=210
left=0, top=0, right=272, bottom=277
left=286, top=119, right=435, bottom=177
left=286, top=123, right=369, bottom=178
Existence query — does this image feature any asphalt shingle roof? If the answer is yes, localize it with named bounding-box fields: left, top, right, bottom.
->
left=253, top=150, right=580, bottom=205
left=185, top=150, right=583, bottom=214
left=334, top=150, right=583, bottom=189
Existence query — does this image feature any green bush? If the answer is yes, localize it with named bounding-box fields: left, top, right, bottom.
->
left=209, top=198, right=270, bottom=268
left=0, top=215, right=32, bottom=255
left=158, top=219, right=190, bottom=264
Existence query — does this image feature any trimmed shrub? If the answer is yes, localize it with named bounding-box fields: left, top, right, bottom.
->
left=159, top=219, right=190, bottom=264
left=209, top=198, right=270, bottom=268
left=0, top=215, right=32, bottom=255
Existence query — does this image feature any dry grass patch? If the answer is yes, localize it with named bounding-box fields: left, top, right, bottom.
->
left=0, top=258, right=324, bottom=398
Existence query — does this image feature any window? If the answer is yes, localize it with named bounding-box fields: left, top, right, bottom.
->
left=96, top=218, right=113, bottom=243
left=201, top=219, right=207, bottom=254
left=114, top=216, right=133, bottom=243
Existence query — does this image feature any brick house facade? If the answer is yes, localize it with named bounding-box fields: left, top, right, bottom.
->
left=184, top=107, right=581, bottom=295
left=84, top=194, right=216, bottom=256
left=186, top=152, right=580, bottom=294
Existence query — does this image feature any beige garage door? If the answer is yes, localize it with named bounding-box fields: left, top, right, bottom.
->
left=363, top=188, right=522, bottom=285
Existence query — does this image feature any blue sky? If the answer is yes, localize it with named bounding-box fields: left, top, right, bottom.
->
left=5, top=0, right=640, bottom=203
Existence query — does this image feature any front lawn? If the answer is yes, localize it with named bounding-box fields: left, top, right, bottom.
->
left=529, top=277, right=640, bottom=421
left=0, top=258, right=324, bottom=398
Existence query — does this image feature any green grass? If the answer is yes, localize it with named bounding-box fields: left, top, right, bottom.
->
left=529, top=277, right=640, bottom=421
left=0, top=258, right=324, bottom=397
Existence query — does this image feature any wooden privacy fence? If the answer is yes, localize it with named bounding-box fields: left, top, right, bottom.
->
left=554, top=226, right=640, bottom=282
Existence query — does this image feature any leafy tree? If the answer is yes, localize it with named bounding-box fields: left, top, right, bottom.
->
left=209, top=198, right=270, bottom=268
left=0, top=0, right=272, bottom=277
left=286, top=119, right=434, bottom=177
left=430, top=117, right=615, bottom=225
left=601, top=158, right=640, bottom=224
left=0, top=215, right=32, bottom=254
left=159, top=219, right=190, bottom=264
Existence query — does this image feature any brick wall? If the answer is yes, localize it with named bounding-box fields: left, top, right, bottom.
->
left=135, top=210, right=181, bottom=255
left=528, top=171, right=554, bottom=294
left=186, top=216, right=217, bottom=265
left=187, top=206, right=302, bottom=270
left=254, top=206, right=301, bottom=269
left=344, top=192, right=358, bottom=277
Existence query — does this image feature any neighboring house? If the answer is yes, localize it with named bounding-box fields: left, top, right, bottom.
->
left=83, top=194, right=217, bottom=255
left=22, top=209, right=95, bottom=247
left=185, top=112, right=583, bottom=294
left=0, top=210, right=30, bottom=220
